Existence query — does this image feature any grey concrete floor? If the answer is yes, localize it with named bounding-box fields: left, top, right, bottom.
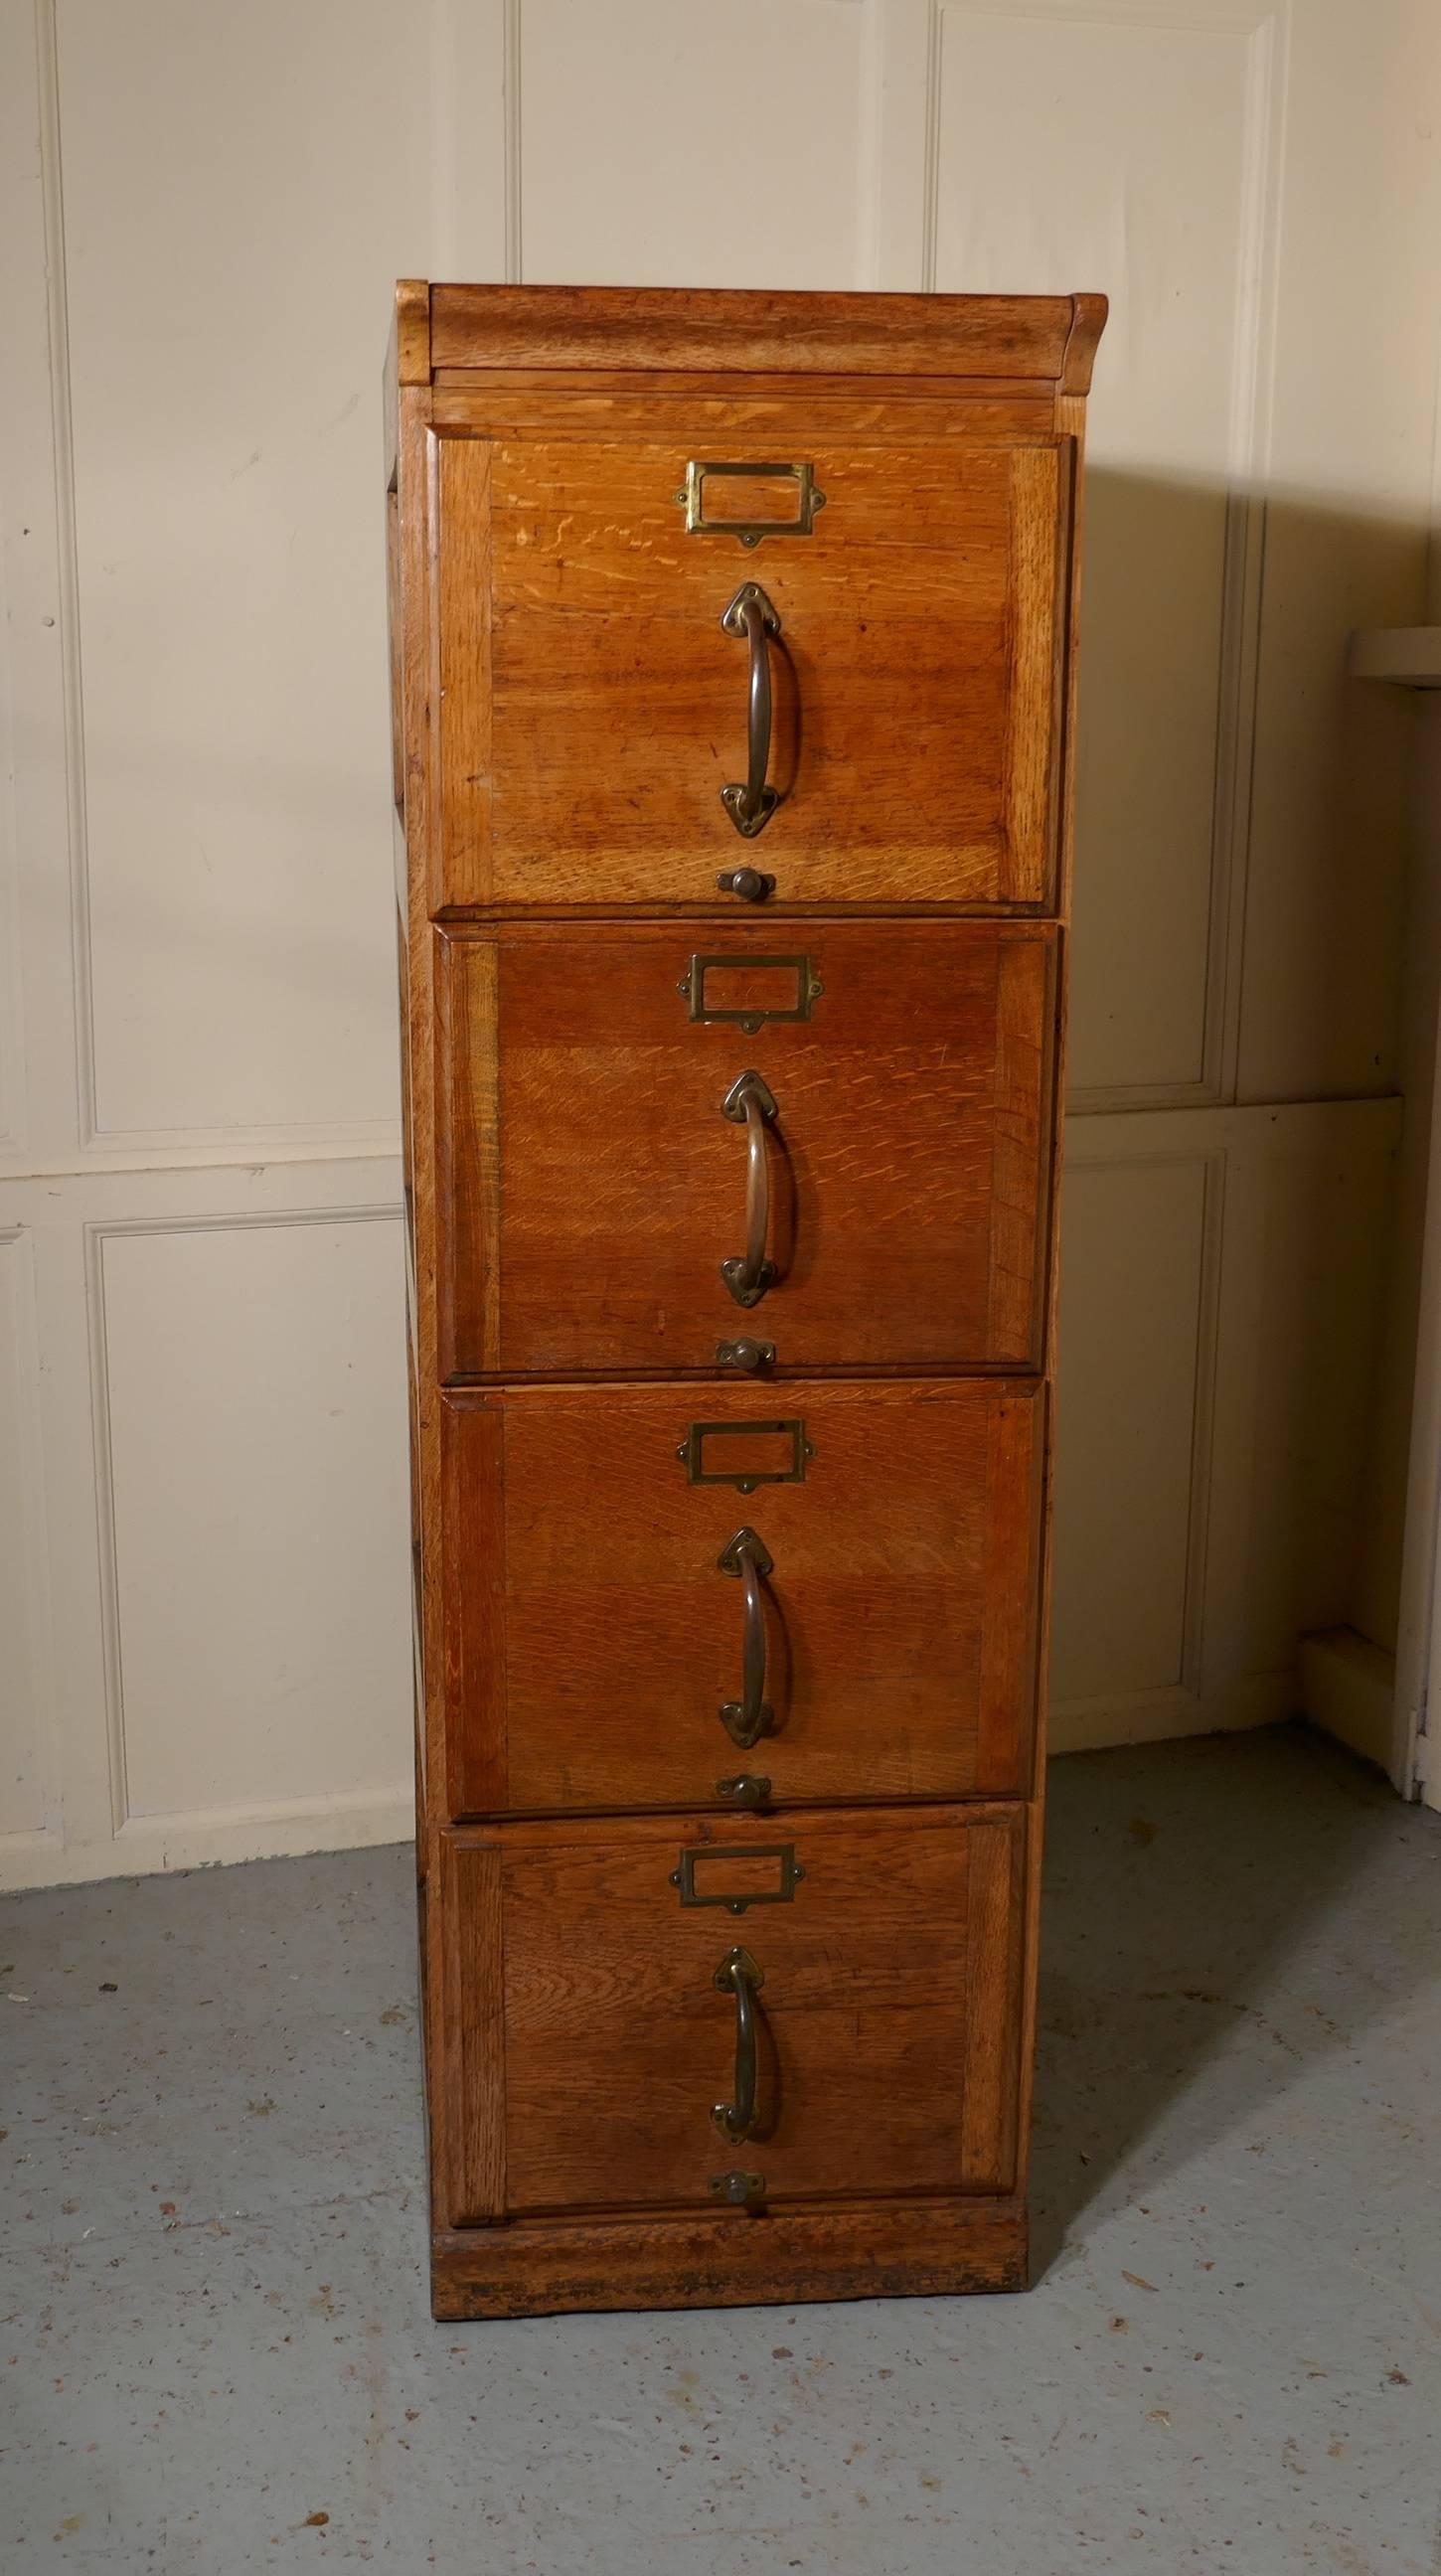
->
left=2, top=1724, right=1439, bottom=2575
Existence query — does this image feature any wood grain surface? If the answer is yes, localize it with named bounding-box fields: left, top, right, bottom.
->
left=438, top=917, right=1056, bottom=1376
left=432, top=1805, right=1026, bottom=2224
left=439, top=1377, right=1043, bottom=1815
left=429, top=2193, right=1027, bottom=2320
left=436, top=430, right=1062, bottom=910
left=428, top=281, right=1103, bottom=385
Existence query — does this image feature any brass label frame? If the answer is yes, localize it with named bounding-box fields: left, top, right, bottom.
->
left=675, top=458, right=826, bottom=548
left=678, top=1419, right=814, bottom=1495
left=670, top=1846, right=805, bottom=1914
left=679, top=953, right=824, bottom=1036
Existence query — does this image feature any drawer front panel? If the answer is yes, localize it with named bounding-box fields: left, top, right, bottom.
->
left=440, top=1378, right=1042, bottom=1817
left=436, top=1806, right=1026, bottom=2224
left=438, top=919, right=1056, bottom=1376
left=436, top=432, right=1064, bottom=913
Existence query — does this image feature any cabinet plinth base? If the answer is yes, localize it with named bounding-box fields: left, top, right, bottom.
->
left=430, top=2196, right=1028, bottom=2321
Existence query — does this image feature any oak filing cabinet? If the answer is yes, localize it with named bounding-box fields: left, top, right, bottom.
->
left=386, top=279, right=1106, bottom=2319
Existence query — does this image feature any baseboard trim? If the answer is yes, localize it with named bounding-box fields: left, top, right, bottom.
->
left=0, top=1788, right=413, bottom=1893
left=1049, top=1671, right=1295, bottom=1757
left=1297, top=1627, right=1396, bottom=1774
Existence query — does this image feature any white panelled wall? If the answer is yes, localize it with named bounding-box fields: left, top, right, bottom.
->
left=3, top=0, right=1440, bottom=1886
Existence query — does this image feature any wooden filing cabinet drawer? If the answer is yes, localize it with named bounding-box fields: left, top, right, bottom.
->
left=434, top=1804, right=1026, bottom=2227
left=436, top=918, right=1056, bottom=1377
left=434, top=429, right=1066, bottom=914
left=436, top=1377, right=1043, bottom=1817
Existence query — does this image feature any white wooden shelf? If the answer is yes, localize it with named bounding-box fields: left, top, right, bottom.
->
left=1349, top=625, right=1441, bottom=688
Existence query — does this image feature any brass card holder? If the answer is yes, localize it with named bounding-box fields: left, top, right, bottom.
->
left=670, top=1846, right=804, bottom=1914
left=677, top=1418, right=814, bottom=1493
left=676, top=459, right=826, bottom=547
left=679, top=953, right=824, bottom=1034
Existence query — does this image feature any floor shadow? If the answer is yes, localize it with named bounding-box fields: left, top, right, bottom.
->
left=1031, top=1718, right=1441, bottom=2279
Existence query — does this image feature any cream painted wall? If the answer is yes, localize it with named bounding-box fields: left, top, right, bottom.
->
left=3, top=0, right=1439, bottom=1886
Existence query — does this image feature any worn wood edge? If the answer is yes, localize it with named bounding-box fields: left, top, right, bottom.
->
left=1003, top=443, right=1063, bottom=906
left=395, top=278, right=432, bottom=385
left=430, top=376, right=1062, bottom=424
left=430, top=2195, right=1028, bottom=2320
left=433, top=1784, right=1037, bottom=1832
left=961, top=1814, right=1027, bottom=2186
left=391, top=344, right=449, bottom=2252
left=1051, top=412, right=1085, bottom=934
left=435, top=1363, right=1054, bottom=1390
left=1059, top=292, right=1108, bottom=395
left=986, top=932, right=1055, bottom=1369
left=429, top=282, right=1096, bottom=385
left=437, top=1371, right=1044, bottom=1411
left=432, top=915, right=1062, bottom=949
left=430, top=898, right=1061, bottom=925
left=391, top=383, right=443, bottom=1798
left=1012, top=409, right=1089, bottom=2210
left=435, top=437, right=494, bottom=909
left=442, top=1797, right=1024, bottom=1859
left=977, top=1387, right=1044, bottom=1792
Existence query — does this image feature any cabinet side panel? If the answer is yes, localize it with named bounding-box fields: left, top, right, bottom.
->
left=1013, top=413, right=1088, bottom=2219
left=393, top=387, right=449, bottom=1831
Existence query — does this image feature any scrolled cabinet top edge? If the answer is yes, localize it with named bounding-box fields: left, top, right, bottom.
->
left=400, top=280, right=1107, bottom=393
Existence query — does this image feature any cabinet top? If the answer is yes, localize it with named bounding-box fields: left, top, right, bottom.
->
left=392, top=279, right=1106, bottom=395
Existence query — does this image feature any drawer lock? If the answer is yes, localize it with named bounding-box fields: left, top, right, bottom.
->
left=709, top=2169, right=767, bottom=2213
left=716, top=1337, right=775, bottom=1374
left=717, top=867, right=774, bottom=904
left=716, top=1773, right=772, bottom=1811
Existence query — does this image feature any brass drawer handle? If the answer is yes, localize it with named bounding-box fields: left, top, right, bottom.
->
left=718, top=1526, right=774, bottom=1749
left=720, top=582, right=781, bottom=838
left=723, top=1529, right=773, bottom=1750
left=720, top=1070, right=777, bottom=1309
left=713, top=1945, right=764, bottom=2143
